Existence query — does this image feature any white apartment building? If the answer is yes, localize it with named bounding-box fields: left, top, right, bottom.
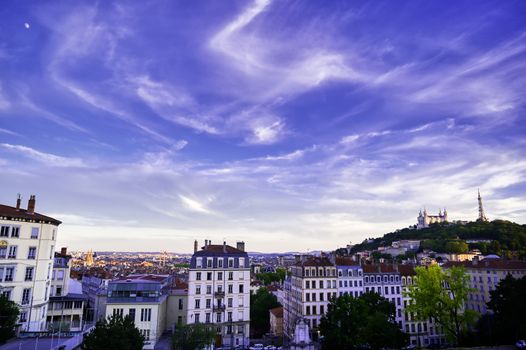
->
left=363, top=264, right=404, bottom=327
left=187, top=240, right=250, bottom=349
left=283, top=256, right=337, bottom=341
left=444, top=257, right=526, bottom=314
left=105, top=274, right=172, bottom=349
left=0, top=195, right=61, bottom=332
left=335, top=257, right=364, bottom=297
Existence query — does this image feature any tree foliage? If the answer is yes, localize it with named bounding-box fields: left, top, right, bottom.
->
left=483, top=275, right=526, bottom=343
left=172, top=324, right=215, bottom=350
left=250, top=287, right=281, bottom=338
left=319, top=292, right=408, bottom=350
left=0, top=295, right=19, bottom=344
left=82, top=314, right=144, bottom=350
left=351, top=220, right=526, bottom=258
left=405, top=265, right=477, bottom=345
left=255, top=268, right=287, bottom=286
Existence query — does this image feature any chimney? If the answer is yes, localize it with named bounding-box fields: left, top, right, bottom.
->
left=61, top=247, right=68, bottom=256
left=223, top=241, right=227, bottom=253
left=194, top=240, right=198, bottom=253
left=27, top=195, right=36, bottom=214
left=236, top=241, right=245, bottom=252
left=16, top=194, right=21, bottom=210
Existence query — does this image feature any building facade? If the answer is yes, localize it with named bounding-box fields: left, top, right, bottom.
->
left=0, top=195, right=61, bottom=332
left=283, top=256, right=337, bottom=341
left=417, top=209, right=448, bottom=229
left=187, top=240, right=250, bottom=349
left=335, top=257, right=364, bottom=298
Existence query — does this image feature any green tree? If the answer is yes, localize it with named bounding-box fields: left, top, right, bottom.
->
left=485, top=275, right=526, bottom=342
left=82, top=314, right=144, bottom=350
left=250, top=287, right=280, bottom=338
left=172, top=324, right=215, bottom=350
left=319, top=292, right=408, bottom=350
left=0, top=295, right=19, bottom=344
left=405, top=265, right=477, bottom=345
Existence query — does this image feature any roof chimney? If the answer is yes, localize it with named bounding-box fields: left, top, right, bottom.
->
left=27, top=195, right=36, bottom=214
left=16, top=194, right=21, bottom=210
left=223, top=241, right=227, bottom=253
left=61, top=247, right=67, bottom=256
left=194, top=240, right=198, bottom=253
left=236, top=241, right=245, bottom=252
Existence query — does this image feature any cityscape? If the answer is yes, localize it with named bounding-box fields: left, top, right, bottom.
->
left=1, top=0, right=526, bottom=350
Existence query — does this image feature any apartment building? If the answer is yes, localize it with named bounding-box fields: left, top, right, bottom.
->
left=335, top=257, right=364, bottom=297
left=47, top=248, right=87, bottom=332
left=0, top=195, right=61, bottom=332
left=444, top=257, right=526, bottom=314
left=81, top=273, right=111, bottom=322
left=187, top=240, right=250, bottom=349
left=283, top=256, right=337, bottom=341
left=363, top=264, right=404, bottom=327
left=166, top=279, right=188, bottom=331
left=105, top=274, right=173, bottom=349
left=399, top=265, right=444, bottom=347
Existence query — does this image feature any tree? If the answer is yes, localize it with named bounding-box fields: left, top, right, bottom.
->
left=250, top=287, right=281, bottom=338
left=485, top=275, right=526, bottom=342
left=319, top=292, right=408, bottom=350
left=0, top=295, right=19, bottom=344
left=172, top=324, right=215, bottom=350
left=405, top=265, right=477, bottom=345
left=82, top=314, right=144, bottom=350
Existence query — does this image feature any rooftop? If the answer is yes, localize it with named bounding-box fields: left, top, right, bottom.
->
left=443, top=259, right=526, bottom=270
left=294, top=256, right=334, bottom=267
left=270, top=306, right=283, bottom=318
left=0, top=203, right=61, bottom=226
left=194, top=244, right=246, bottom=256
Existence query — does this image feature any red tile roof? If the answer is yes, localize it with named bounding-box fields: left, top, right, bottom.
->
left=294, top=256, right=334, bottom=267
left=335, top=257, right=361, bottom=266
left=362, top=263, right=398, bottom=273
left=0, top=204, right=61, bottom=225
left=443, top=259, right=526, bottom=270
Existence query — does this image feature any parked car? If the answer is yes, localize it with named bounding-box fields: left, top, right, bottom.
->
left=250, top=344, right=265, bottom=350
left=264, top=346, right=276, bottom=350
left=516, top=340, right=526, bottom=349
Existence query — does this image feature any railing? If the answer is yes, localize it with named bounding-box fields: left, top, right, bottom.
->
left=214, top=291, right=225, bottom=298
left=213, top=304, right=226, bottom=311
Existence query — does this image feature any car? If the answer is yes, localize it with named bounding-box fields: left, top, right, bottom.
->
left=265, top=346, right=276, bottom=350
left=250, top=344, right=265, bottom=350
left=516, top=340, right=526, bottom=349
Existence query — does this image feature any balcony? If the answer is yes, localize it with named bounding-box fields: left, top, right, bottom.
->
left=214, top=291, right=225, bottom=298
left=213, top=304, right=226, bottom=311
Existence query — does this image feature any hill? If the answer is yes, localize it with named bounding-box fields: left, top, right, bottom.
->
left=348, top=220, right=526, bottom=258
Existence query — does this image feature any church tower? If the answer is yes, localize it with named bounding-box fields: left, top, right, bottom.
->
left=477, top=189, right=488, bottom=222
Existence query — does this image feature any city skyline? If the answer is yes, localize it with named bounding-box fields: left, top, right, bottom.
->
left=1, top=0, right=526, bottom=252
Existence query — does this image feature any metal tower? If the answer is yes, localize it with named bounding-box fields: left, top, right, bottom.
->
left=477, top=189, right=488, bottom=222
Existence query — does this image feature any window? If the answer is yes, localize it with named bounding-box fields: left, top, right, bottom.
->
left=113, top=308, right=124, bottom=317
left=0, top=247, right=6, bottom=259
left=312, top=306, right=317, bottom=315
left=312, top=281, right=316, bottom=289
left=196, top=272, right=201, bottom=280
left=228, top=312, right=232, bottom=321
left=22, top=288, right=31, bottom=305
left=49, top=245, right=54, bottom=259
left=312, top=293, right=316, bottom=302
left=8, top=246, right=17, bottom=259
left=196, top=258, right=202, bottom=268
left=25, top=267, right=34, bottom=281
left=320, top=292, right=324, bottom=301
left=140, top=308, right=152, bottom=322
left=216, top=312, right=221, bottom=323
left=320, top=305, right=324, bottom=314
left=218, top=259, right=223, bottom=268
left=196, top=285, right=201, bottom=295
left=207, top=272, right=212, bottom=280
left=19, top=311, right=27, bottom=322
left=0, top=226, right=9, bottom=237
left=218, top=272, right=223, bottom=280
left=28, top=247, right=37, bottom=259
left=384, top=286, right=388, bottom=295
left=10, top=226, right=19, bottom=238
left=306, top=293, right=310, bottom=302
left=228, top=258, right=234, bottom=268
left=57, top=270, right=64, bottom=280
left=391, top=286, right=395, bottom=294
left=239, top=284, right=244, bottom=293
left=129, top=308, right=136, bottom=321
left=74, top=301, right=83, bottom=309
left=195, top=299, right=201, bottom=309
left=179, top=298, right=184, bottom=310
left=228, top=272, right=233, bottom=280
left=207, top=258, right=212, bottom=268
left=206, top=313, right=211, bottom=323
left=319, top=280, right=324, bottom=288
left=306, top=306, right=310, bottom=315
left=228, top=298, right=233, bottom=307
left=228, top=284, right=233, bottom=294
left=195, top=313, right=200, bottom=323
left=31, top=227, right=39, bottom=239
left=239, top=257, right=244, bottom=267
left=306, top=281, right=310, bottom=289
left=206, top=299, right=211, bottom=308
left=56, top=287, right=62, bottom=296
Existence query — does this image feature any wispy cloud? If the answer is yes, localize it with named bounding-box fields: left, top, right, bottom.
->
left=0, top=143, right=87, bottom=167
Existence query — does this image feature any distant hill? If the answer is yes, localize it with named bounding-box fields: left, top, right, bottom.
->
left=349, top=220, right=526, bottom=258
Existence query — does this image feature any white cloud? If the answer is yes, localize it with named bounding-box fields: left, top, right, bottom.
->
left=179, top=195, right=214, bottom=214
left=0, top=143, right=86, bottom=167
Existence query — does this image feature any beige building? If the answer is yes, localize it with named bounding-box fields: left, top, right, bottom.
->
left=166, top=279, right=188, bottom=331
left=444, top=257, right=526, bottom=314
left=283, top=256, right=337, bottom=341
left=105, top=274, right=172, bottom=349
left=269, top=306, right=283, bottom=337
left=0, top=195, right=61, bottom=332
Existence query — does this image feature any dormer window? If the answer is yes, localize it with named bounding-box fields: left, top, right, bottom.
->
left=196, top=258, right=203, bottom=268
left=228, top=258, right=234, bottom=268
left=207, top=258, right=213, bottom=268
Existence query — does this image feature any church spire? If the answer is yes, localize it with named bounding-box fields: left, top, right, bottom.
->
left=477, top=189, right=488, bottom=222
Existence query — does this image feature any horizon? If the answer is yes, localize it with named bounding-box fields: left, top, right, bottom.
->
left=1, top=0, right=525, bottom=252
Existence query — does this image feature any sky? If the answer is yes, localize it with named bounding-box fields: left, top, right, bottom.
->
left=1, top=0, right=525, bottom=253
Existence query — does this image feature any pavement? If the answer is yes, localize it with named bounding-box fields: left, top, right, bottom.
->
left=0, top=337, right=71, bottom=350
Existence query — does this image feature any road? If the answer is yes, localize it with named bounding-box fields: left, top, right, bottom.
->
left=0, top=337, right=70, bottom=350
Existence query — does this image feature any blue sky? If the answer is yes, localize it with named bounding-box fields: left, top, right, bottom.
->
left=1, top=0, right=525, bottom=252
